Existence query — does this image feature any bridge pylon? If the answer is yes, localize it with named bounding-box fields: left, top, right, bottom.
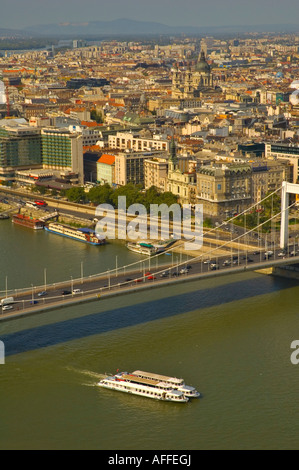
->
left=280, top=181, right=299, bottom=249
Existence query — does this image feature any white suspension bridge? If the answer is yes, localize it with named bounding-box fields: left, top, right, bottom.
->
left=1, top=181, right=299, bottom=319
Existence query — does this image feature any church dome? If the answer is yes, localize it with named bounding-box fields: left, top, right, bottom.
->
left=195, top=51, right=210, bottom=73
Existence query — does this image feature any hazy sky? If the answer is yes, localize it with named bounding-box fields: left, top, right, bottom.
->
left=1, top=0, right=299, bottom=29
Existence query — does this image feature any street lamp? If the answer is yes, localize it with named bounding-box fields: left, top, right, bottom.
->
left=44, top=268, right=47, bottom=292
left=81, top=261, right=84, bottom=284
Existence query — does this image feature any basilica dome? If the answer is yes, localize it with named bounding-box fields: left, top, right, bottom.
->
left=195, top=51, right=211, bottom=73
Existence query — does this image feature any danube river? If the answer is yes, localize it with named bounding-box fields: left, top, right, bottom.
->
left=1, top=219, right=299, bottom=450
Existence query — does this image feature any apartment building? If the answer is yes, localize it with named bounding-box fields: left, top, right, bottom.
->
left=108, top=131, right=169, bottom=153
left=97, top=154, right=115, bottom=185
left=144, top=157, right=168, bottom=192
left=114, top=151, right=157, bottom=186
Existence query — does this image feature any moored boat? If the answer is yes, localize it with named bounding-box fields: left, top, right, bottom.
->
left=12, top=213, right=45, bottom=230
left=126, top=242, right=157, bottom=255
left=45, top=222, right=106, bottom=245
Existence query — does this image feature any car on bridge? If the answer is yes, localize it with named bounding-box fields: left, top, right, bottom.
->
left=180, top=267, right=189, bottom=274
left=37, top=291, right=48, bottom=297
left=2, top=305, right=13, bottom=311
left=222, top=259, right=231, bottom=266
left=72, top=289, right=82, bottom=294
left=278, top=251, right=286, bottom=257
left=210, top=263, right=219, bottom=270
left=160, top=272, right=169, bottom=278
left=265, top=250, right=274, bottom=257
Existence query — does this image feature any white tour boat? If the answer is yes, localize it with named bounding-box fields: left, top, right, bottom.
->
left=97, top=371, right=189, bottom=403
left=131, top=370, right=200, bottom=398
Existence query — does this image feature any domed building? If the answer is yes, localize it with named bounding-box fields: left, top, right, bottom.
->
left=172, top=51, right=213, bottom=99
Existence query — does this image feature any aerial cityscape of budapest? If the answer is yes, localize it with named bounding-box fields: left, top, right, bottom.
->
left=1, top=0, right=299, bottom=454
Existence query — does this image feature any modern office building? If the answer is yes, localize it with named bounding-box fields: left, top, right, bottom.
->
left=265, top=143, right=299, bottom=183
left=114, top=151, right=159, bottom=187
left=0, top=121, right=42, bottom=181
left=41, top=128, right=84, bottom=184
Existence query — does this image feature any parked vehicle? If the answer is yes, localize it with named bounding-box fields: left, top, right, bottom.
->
left=34, top=200, right=47, bottom=207
left=26, top=201, right=37, bottom=209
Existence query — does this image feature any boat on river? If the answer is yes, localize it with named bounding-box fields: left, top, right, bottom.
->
left=132, top=370, right=200, bottom=398
left=97, top=370, right=199, bottom=402
left=45, top=222, right=106, bottom=245
left=12, top=213, right=44, bottom=230
left=126, top=241, right=167, bottom=255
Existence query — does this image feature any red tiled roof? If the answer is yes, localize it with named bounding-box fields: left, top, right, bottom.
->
left=97, top=154, right=115, bottom=165
left=81, top=121, right=103, bottom=127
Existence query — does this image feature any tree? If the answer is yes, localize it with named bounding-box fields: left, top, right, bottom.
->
left=88, top=184, right=113, bottom=205
left=91, top=109, right=103, bottom=124
left=66, top=187, right=87, bottom=203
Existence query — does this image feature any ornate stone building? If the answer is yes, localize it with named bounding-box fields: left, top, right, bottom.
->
left=172, top=51, right=213, bottom=100
left=196, top=163, right=252, bottom=217
left=167, top=139, right=197, bottom=206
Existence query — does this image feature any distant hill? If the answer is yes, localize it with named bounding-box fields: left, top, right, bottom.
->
left=1, top=19, right=299, bottom=38
left=22, top=18, right=196, bottom=36
left=0, top=27, right=32, bottom=37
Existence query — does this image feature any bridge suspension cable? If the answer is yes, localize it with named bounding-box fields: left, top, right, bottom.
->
left=0, top=186, right=290, bottom=296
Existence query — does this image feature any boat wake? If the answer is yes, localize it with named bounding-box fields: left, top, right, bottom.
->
left=65, top=366, right=109, bottom=381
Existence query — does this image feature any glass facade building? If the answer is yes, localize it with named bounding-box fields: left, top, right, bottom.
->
left=0, top=127, right=42, bottom=168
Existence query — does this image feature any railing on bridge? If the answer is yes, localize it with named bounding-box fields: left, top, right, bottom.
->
left=1, top=183, right=299, bottom=301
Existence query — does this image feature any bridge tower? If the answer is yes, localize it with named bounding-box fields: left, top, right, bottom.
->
left=280, top=181, right=299, bottom=248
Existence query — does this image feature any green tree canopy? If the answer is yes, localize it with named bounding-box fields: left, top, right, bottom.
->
left=66, top=187, right=87, bottom=203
